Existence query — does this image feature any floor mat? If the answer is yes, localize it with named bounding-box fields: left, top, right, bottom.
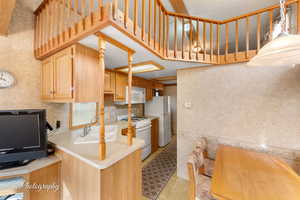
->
left=142, top=140, right=177, bottom=200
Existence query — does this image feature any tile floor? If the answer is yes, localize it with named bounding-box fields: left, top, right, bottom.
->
left=141, top=140, right=189, bottom=200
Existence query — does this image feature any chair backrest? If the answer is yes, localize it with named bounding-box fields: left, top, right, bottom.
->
left=187, top=148, right=205, bottom=200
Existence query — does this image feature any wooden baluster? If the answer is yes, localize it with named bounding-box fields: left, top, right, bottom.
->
left=44, top=3, right=49, bottom=51
left=82, top=0, right=86, bottom=17
left=225, top=23, right=229, bottom=62
left=210, top=23, right=213, bottom=62
left=62, top=0, right=67, bottom=41
left=142, top=0, right=146, bottom=40
left=159, top=8, right=161, bottom=52
left=35, top=14, right=40, bottom=55
left=67, top=0, right=71, bottom=30
left=127, top=53, right=133, bottom=146
left=98, top=36, right=106, bottom=160
left=41, top=9, right=45, bottom=53
left=60, top=0, right=64, bottom=44
left=163, top=13, right=165, bottom=56
left=174, top=16, right=177, bottom=58
left=166, top=15, right=169, bottom=57
left=216, top=24, right=220, bottom=63
left=182, top=18, right=185, bottom=59
left=298, top=2, right=300, bottom=33
left=124, top=0, right=128, bottom=28
left=112, top=0, right=118, bottom=20
left=257, top=14, right=261, bottom=53
left=133, top=0, right=138, bottom=35
left=196, top=20, right=200, bottom=60
left=203, top=22, right=206, bottom=61
left=189, top=19, right=192, bottom=60
left=269, top=10, right=273, bottom=40
left=50, top=0, right=54, bottom=48
left=75, top=0, right=78, bottom=16
left=153, top=0, right=157, bottom=49
left=98, top=0, right=102, bottom=8
left=90, top=0, right=94, bottom=14
left=246, top=16, right=250, bottom=59
left=148, top=0, right=152, bottom=45
left=235, top=20, right=239, bottom=61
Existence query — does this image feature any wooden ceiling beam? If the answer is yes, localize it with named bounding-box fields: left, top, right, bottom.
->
left=153, top=76, right=177, bottom=81
left=168, top=0, right=188, bottom=14
left=0, top=0, right=16, bottom=36
left=95, top=32, right=136, bottom=54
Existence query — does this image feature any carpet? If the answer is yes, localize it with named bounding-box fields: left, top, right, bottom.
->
left=142, top=140, right=177, bottom=200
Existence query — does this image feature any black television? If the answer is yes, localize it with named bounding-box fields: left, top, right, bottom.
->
left=0, top=109, right=48, bottom=167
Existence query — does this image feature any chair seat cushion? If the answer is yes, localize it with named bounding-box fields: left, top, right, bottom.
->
left=195, top=175, right=216, bottom=200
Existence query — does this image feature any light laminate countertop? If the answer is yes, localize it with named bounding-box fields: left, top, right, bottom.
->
left=49, top=123, right=145, bottom=170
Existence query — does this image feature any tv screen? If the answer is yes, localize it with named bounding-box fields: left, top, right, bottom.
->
left=0, top=109, right=48, bottom=163
left=0, top=114, right=41, bottom=152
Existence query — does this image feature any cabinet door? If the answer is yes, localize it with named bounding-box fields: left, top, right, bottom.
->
left=115, top=72, right=127, bottom=101
left=53, top=47, right=73, bottom=101
left=151, top=118, right=159, bottom=153
left=146, top=88, right=153, bottom=101
left=41, top=57, right=54, bottom=100
left=105, top=71, right=115, bottom=94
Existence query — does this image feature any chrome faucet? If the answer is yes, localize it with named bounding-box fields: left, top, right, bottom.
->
left=81, top=125, right=92, bottom=137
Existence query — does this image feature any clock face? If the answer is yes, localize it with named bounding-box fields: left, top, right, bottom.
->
left=0, top=71, right=15, bottom=88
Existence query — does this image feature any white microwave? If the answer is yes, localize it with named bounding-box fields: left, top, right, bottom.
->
left=126, top=86, right=146, bottom=104
left=115, top=86, right=146, bottom=105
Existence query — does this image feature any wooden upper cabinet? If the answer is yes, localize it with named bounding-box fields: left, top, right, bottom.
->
left=53, top=47, right=73, bottom=101
left=115, top=72, right=128, bottom=101
left=41, top=57, right=54, bottom=100
left=105, top=70, right=115, bottom=94
left=74, top=44, right=100, bottom=102
left=41, top=44, right=100, bottom=103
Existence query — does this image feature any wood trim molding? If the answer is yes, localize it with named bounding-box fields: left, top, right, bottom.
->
left=0, top=0, right=16, bottom=36
left=153, top=76, right=177, bottom=81
left=95, top=32, right=136, bottom=54
left=114, top=61, right=165, bottom=74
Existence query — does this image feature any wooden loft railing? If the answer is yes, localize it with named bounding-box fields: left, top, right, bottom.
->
left=111, top=0, right=300, bottom=64
left=34, top=0, right=300, bottom=64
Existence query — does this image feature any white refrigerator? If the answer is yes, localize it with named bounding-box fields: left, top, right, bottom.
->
left=145, top=96, right=172, bottom=147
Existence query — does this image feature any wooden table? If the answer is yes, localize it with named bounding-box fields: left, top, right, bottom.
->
left=211, top=145, right=300, bottom=200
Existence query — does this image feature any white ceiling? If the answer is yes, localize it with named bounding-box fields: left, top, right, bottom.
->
left=79, top=26, right=205, bottom=80
left=182, top=0, right=280, bottom=21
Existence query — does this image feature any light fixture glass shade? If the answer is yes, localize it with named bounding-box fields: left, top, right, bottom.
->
left=247, top=34, right=300, bottom=67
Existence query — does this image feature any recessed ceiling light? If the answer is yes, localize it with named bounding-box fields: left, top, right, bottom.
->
left=114, top=61, right=165, bottom=74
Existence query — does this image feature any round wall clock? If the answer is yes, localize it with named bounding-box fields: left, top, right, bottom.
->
left=0, top=71, right=16, bottom=88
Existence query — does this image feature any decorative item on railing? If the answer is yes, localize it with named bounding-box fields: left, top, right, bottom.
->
left=248, top=0, right=300, bottom=67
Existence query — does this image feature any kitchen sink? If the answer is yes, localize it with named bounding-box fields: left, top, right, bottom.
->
left=74, top=125, right=118, bottom=144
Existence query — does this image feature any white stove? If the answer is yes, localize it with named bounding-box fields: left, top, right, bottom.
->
left=118, top=115, right=152, bottom=160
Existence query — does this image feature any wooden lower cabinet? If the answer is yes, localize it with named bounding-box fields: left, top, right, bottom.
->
left=0, top=161, right=61, bottom=200
left=55, top=149, right=142, bottom=200
left=151, top=118, right=159, bottom=153
left=29, top=162, right=61, bottom=200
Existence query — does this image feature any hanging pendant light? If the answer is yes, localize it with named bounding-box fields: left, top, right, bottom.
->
left=247, top=0, right=300, bottom=67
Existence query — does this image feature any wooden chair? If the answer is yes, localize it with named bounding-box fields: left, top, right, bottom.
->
left=195, top=137, right=214, bottom=177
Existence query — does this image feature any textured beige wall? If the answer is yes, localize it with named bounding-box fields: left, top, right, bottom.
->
left=164, top=85, right=177, bottom=135
left=0, top=0, right=69, bottom=130
left=177, top=63, right=300, bottom=179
